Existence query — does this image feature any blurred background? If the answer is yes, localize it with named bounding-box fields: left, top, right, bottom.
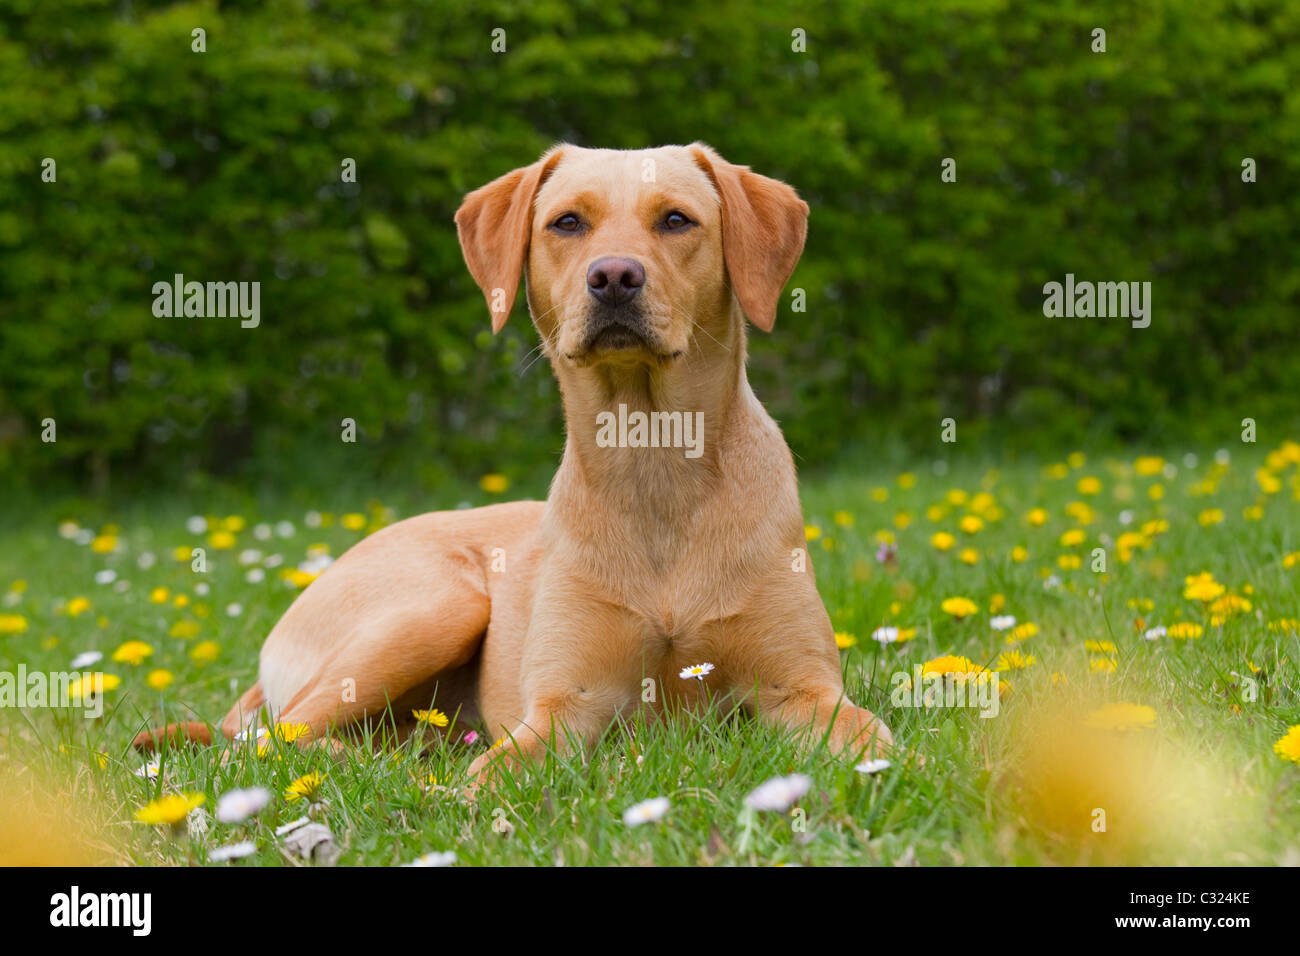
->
left=1, top=0, right=1297, bottom=497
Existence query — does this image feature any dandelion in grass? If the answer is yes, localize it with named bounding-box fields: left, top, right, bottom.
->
left=273, top=722, right=311, bottom=743
left=622, top=796, right=670, bottom=826
left=1089, top=658, right=1117, bottom=674
left=412, top=708, right=449, bottom=728
left=1183, top=572, right=1224, bottom=602
left=834, top=632, right=857, bottom=649
left=995, top=650, right=1035, bottom=671
left=134, top=792, right=205, bottom=827
left=940, top=596, right=978, bottom=619
left=1084, top=640, right=1116, bottom=654
left=745, top=774, right=811, bottom=812
left=67, top=673, right=120, bottom=702
left=284, top=772, right=325, bottom=802
left=1274, top=726, right=1300, bottom=763
left=679, top=662, right=714, bottom=681
left=1167, top=622, right=1203, bottom=640
left=215, top=786, right=271, bottom=824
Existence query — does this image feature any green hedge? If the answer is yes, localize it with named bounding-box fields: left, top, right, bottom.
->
left=2, top=0, right=1297, bottom=491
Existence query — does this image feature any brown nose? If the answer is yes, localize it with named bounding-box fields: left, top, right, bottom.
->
left=586, top=256, right=645, bottom=306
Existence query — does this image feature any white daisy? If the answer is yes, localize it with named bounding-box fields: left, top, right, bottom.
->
left=871, top=626, right=900, bottom=644
left=215, top=786, right=271, bottom=824
left=208, top=840, right=257, bottom=862
left=744, top=773, right=811, bottom=812
left=58, top=521, right=81, bottom=539
left=854, top=759, right=892, bottom=774
left=94, top=569, right=117, bottom=585
left=226, top=603, right=243, bottom=617
left=253, top=523, right=273, bottom=541
left=235, top=726, right=270, bottom=744
left=186, top=515, right=208, bottom=534
left=70, top=650, right=103, bottom=669
left=1143, top=626, right=1166, bottom=641
left=622, top=796, right=670, bottom=826
left=304, top=511, right=323, bottom=528
left=244, top=568, right=266, bottom=584
left=275, top=521, right=296, bottom=538
left=679, top=662, right=714, bottom=681
left=990, top=615, right=1016, bottom=631
left=134, top=760, right=160, bottom=779
left=238, top=549, right=263, bottom=566
left=137, top=551, right=156, bottom=570
left=274, top=815, right=311, bottom=837
left=194, top=582, right=209, bottom=596
left=402, top=850, right=457, bottom=867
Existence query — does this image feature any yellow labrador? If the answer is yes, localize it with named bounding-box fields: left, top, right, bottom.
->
left=136, top=144, right=892, bottom=783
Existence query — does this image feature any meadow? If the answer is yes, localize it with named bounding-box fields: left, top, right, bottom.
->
left=2, top=441, right=1298, bottom=867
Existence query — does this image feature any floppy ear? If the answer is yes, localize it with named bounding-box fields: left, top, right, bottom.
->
left=690, top=144, right=809, bottom=332
left=454, top=147, right=565, bottom=333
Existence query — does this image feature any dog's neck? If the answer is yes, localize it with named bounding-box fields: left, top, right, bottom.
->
left=547, top=302, right=771, bottom=518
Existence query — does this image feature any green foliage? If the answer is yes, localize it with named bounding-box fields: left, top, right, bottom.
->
left=1, top=0, right=1297, bottom=489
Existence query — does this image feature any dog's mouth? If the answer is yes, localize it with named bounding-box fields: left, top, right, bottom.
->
left=565, top=312, right=662, bottom=363
left=587, top=322, right=647, bottom=352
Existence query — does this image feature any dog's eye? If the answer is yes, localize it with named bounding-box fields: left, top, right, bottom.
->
left=660, top=210, right=694, bottom=232
left=550, top=213, right=583, bottom=233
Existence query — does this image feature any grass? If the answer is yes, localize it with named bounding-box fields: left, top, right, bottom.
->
left=2, top=442, right=1299, bottom=866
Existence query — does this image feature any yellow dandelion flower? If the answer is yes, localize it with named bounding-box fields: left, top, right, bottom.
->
left=959, top=515, right=983, bottom=534
left=66, top=597, right=91, bottom=617
left=0, top=614, right=29, bottom=634
left=940, top=596, right=978, bottom=619
left=146, top=668, right=175, bottom=691
left=1197, top=508, right=1224, bottom=527
left=870, top=487, right=889, bottom=502
left=1167, top=622, right=1203, bottom=640
left=995, top=650, right=1035, bottom=671
left=1008, top=622, right=1039, bottom=643
left=1182, top=572, right=1224, bottom=603
left=931, top=531, right=955, bottom=552
left=833, top=510, right=854, bottom=528
left=413, top=708, right=450, bottom=727
left=804, top=525, right=821, bottom=542
left=1084, top=640, right=1116, bottom=654
left=480, top=474, right=510, bottom=494
left=898, top=472, right=916, bottom=489
left=1026, top=508, right=1048, bottom=527
left=342, top=512, right=367, bottom=530
left=90, top=534, right=118, bottom=554
left=1076, top=476, right=1101, bottom=495
left=208, top=530, right=236, bottom=550
left=1274, top=726, right=1300, bottom=763
left=169, top=619, right=201, bottom=639
left=134, top=792, right=205, bottom=826
left=111, top=640, right=153, bottom=666
left=1059, top=528, right=1086, bottom=547
left=989, top=593, right=1006, bottom=613
left=284, top=772, right=325, bottom=802
left=1010, top=545, right=1028, bottom=562
left=834, top=631, right=857, bottom=649
left=67, top=673, right=120, bottom=700
left=189, top=640, right=220, bottom=664
left=1135, top=456, right=1165, bottom=476
left=149, top=587, right=170, bottom=604
left=274, top=722, right=312, bottom=743
left=959, top=548, right=979, bottom=565
left=1089, top=657, right=1117, bottom=673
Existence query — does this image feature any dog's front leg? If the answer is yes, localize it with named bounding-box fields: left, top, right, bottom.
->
left=735, top=595, right=893, bottom=760
left=466, top=595, right=642, bottom=793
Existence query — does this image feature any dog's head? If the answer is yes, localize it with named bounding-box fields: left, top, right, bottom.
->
left=454, top=144, right=808, bottom=367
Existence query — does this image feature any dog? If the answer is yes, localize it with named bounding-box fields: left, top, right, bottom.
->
left=135, top=144, right=893, bottom=784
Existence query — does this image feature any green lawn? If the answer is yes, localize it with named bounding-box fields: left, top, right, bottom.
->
left=2, top=443, right=1299, bottom=866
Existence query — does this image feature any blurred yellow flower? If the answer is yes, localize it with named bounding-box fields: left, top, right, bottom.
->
left=1135, top=456, right=1164, bottom=476
left=149, top=587, right=170, bottom=604
left=959, top=515, right=983, bottom=534
left=480, top=474, right=510, bottom=494
left=1026, top=508, right=1048, bottom=527
left=169, top=619, right=201, bottom=639
left=111, top=640, right=153, bottom=666
left=190, top=640, right=220, bottom=663
left=0, top=614, right=29, bottom=634
left=833, top=510, right=853, bottom=528
left=66, top=597, right=91, bottom=617
left=834, top=631, right=857, bottom=649
left=1197, top=508, right=1224, bottom=527
left=1275, top=726, right=1300, bottom=763
left=941, top=596, right=978, bottom=619
left=90, top=534, right=118, bottom=554
left=1059, top=529, right=1086, bottom=547
left=146, top=668, right=175, bottom=691
left=1167, top=622, right=1203, bottom=640
left=1084, top=702, right=1155, bottom=730
left=1076, top=476, right=1101, bottom=495
left=804, top=525, right=821, bottom=542
left=208, top=530, right=236, bottom=550
left=1010, top=545, right=1028, bottom=562
left=931, top=532, right=955, bottom=552
left=1182, top=572, right=1224, bottom=602
left=959, top=548, right=979, bottom=565
left=342, top=512, right=367, bottom=530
